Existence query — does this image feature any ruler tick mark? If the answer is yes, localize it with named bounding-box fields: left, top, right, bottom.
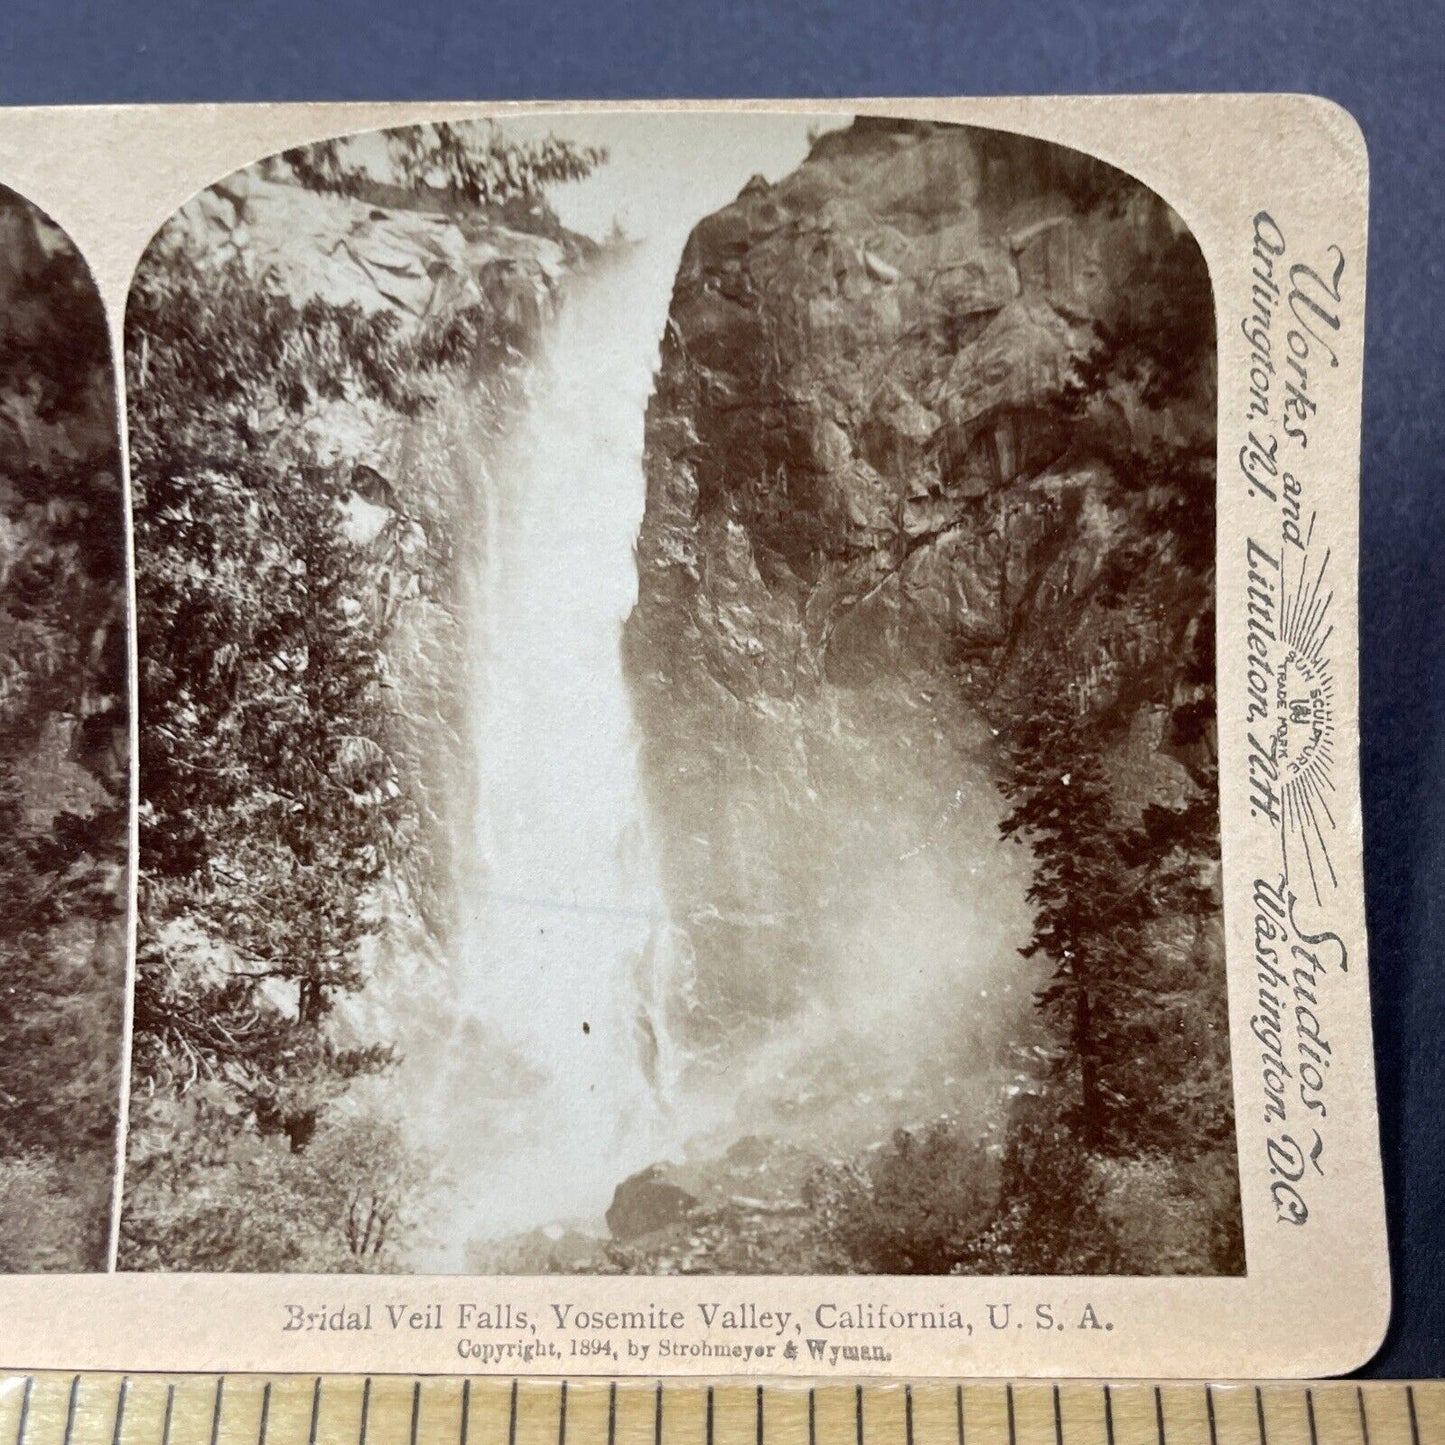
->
left=1256, top=1387, right=1268, bottom=1445
left=607, top=1384, right=616, bottom=1445
left=112, top=1377, right=129, bottom=1445
left=809, top=1389, right=816, bottom=1445
left=1406, top=1388, right=1420, bottom=1445
left=162, top=1385, right=175, bottom=1445
left=1357, top=1389, right=1370, bottom=1445
left=706, top=1387, right=714, bottom=1445
left=308, top=1380, right=322, bottom=1445
left=956, top=1385, right=964, bottom=1445
left=258, top=1384, right=271, bottom=1445
left=856, top=1386, right=865, bottom=1445
left=1054, top=1385, right=1063, bottom=1445
left=460, top=1379, right=471, bottom=1445
left=210, top=1377, right=225, bottom=1445
left=63, top=1376, right=80, bottom=1445
left=411, top=1381, right=423, bottom=1445
left=1307, top=1390, right=1319, bottom=1445
left=1008, top=1386, right=1017, bottom=1445
left=905, top=1386, right=913, bottom=1445
left=14, top=1379, right=31, bottom=1445
left=756, top=1385, right=764, bottom=1445
left=558, top=1382, right=567, bottom=1445
left=654, top=1382, right=662, bottom=1445
left=510, top=1381, right=519, bottom=1445
left=359, top=1380, right=372, bottom=1445
left=1104, top=1386, right=1115, bottom=1445
left=1154, top=1387, right=1165, bottom=1445
left=1207, top=1387, right=1218, bottom=1445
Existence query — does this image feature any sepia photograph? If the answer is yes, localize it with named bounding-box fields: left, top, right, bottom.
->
left=117, top=111, right=1240, bottom=1279
left=0, top=184, right=130, bottom=1271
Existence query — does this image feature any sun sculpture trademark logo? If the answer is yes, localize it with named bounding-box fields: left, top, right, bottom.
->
left=1274, top=548, right=1338, bottom=904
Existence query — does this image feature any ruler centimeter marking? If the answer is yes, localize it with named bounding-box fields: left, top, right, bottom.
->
left=110, top=1379, right=127, bottom=1445
left=0, top=1378, right=1437, bottom=1445
left=210, top=1378, right=224, bottom=1445
left=13, top=1377, right=29, bottom=1445
left=62, top=1374, right=79, bottom=1445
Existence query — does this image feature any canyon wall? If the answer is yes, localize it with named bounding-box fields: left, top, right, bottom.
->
left=623, top=117, right=1230, bottom=1215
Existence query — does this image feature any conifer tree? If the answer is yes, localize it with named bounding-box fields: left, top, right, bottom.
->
left=997, top=683, right=1151, bottom=1150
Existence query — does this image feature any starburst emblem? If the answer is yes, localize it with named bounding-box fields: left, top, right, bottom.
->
left=1277, top=547, right=1339, bottom=904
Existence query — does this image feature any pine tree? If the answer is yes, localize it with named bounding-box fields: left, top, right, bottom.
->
left=281, top=121, right=603, bottom=206
left=997, top=684, right=1151, bottom=1150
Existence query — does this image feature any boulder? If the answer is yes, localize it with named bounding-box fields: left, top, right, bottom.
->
left=605, top=1166, right=699, bottom=1241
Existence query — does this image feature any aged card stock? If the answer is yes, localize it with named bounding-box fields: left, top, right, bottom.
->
left=0, top=96, right=1383, bottom=1377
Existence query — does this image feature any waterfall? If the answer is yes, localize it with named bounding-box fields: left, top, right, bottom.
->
left=446, top=242, right=687, bottom=1245
left=386, top=115, right=834, bottom=1265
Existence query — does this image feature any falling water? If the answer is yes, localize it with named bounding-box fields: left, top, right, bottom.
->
left=446, top=241, right=688, bottom=1244
left=390, top=116, right=843, bottom=1262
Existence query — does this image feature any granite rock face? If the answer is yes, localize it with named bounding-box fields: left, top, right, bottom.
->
left=624, top=119, right=1216, bottom=1118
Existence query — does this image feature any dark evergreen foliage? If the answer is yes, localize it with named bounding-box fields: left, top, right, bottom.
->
left=281, top=122, right=604, bottom=207
left=0, top=189, right=128, bottom=1271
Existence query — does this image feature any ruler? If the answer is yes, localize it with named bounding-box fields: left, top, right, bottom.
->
left=0, top=1378, right=1437, bottom=1445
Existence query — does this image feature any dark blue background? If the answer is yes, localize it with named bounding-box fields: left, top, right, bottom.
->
left=3, top=0, right=1440, bottom=1379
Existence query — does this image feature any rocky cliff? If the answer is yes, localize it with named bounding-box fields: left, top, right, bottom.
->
left=624, top=119, right=1223, bottom=1175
